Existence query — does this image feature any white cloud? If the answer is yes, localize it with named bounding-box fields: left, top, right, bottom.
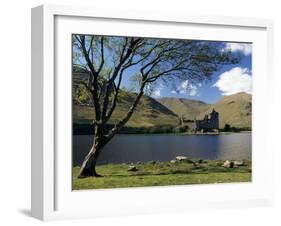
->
left=189, top=84, right=197, bottom=96
left=151, top=83, right=164, bottom=98
left=152, top=90, right=161, bottom=97
left=171, top=90, right=177, bottom=94
left=224, top=43, right=252, bottom=56
left=213, top=67, right=252, bottom=96
left=177, top=80, right=198, bottom=96
left=181, top=80, right=189, bottom=90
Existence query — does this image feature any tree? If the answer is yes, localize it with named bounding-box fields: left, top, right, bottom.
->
left=73, top=35, right=239, bottom=178
left=224, top=124, right=231, bottom=132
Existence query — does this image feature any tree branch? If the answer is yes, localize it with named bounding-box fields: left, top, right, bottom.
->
left=145, top=59, right=188, bottom=83
left=87, top=36, right=94, bottom=56
left=139, top=44, right=181, bottom=77
left=97, top=37, right=104, bottom=74
left=105, top=82, right=145, bottom=141
left=125, top=40, right=168, bottom=68
left=101, top=38, right=141, bottom=122
left=103, top=69, right=123, bottom=123
left=77, top=35, right=102, bottom=122
left=76, top=35, right=97, bottom=76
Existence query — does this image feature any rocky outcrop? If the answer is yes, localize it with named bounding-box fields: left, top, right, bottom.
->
left=128, top=165, right=137, bottom=171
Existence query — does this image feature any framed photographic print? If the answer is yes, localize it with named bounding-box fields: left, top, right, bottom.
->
left=31, top=4, right=274, bottom=221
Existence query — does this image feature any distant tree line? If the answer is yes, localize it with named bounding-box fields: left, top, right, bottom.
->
left=73, top=123, right=190, bottom=135
left=220, top=124, right=251, bottom=132
left=74, top=123, right=251, bottom=135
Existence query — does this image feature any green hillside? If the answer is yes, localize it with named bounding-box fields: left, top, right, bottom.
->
left=73, top=91, right=179, bottom=130
left=200, top=92, right=252, bottom=129
left=73, top=80, right=252, bottom=132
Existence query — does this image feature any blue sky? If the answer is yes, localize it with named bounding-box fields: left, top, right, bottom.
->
left=121, top=42, right=252, bottom=104
left=73, top=37, right=252, bottom=104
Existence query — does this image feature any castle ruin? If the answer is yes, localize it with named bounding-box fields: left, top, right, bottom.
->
left=180, top=109, right=219, bottom=133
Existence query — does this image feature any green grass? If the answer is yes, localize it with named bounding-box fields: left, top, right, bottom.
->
left=72, top=160, right=252, bottom=190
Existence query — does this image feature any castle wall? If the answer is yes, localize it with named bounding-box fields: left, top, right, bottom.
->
left=185, top=121, right=197, bottom=130
left=180, top=109, right=219, bottom=132
left=196, top=110, right=219, bottom=131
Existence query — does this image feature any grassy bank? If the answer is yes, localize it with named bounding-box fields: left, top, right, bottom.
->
left=72, top=160, right=251, bottom=190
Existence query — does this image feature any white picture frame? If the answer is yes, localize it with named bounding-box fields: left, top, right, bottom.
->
left=31, top=4, right=274, bottom=221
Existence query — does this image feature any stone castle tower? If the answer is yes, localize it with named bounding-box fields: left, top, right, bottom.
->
left=196, top=109, right=219, bottom=131
left=180, top=109, right=219, bottom=132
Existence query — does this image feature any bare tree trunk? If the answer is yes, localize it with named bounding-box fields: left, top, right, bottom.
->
left=78, top=144, right=102, bottom=178
left=78, top=126, right=104, bottom=178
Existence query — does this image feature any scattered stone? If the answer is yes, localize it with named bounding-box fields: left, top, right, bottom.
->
left=128, top=165, right=137, bottom=171
left=193, top=162, right=200, bottom=168
left=222, top=160, right=234, bottom=168
left=222, top=160, right=230, bottom=167
left=176, top=156, right=188, bottom=161
left=170, top=160, right=177, bottom=164
left=234, top=160, right=244, bottom=166
left=175, top=156, right=194, bottom=163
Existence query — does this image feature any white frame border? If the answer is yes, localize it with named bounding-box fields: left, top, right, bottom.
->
left=31, top=4, right=274, bottom=221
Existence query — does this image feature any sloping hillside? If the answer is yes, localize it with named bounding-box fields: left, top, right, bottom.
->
left=73, top=79, right=252, bottom=131
left=73, top=91, right=179, bottom=129
left=157, top=97, right=210, bottom=119
left=201, top=92, right=252, bottom=129
left=158, top=93, right=252, bottom=129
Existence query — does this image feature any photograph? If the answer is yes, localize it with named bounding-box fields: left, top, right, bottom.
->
left=72, top=34, right=252, bottom=190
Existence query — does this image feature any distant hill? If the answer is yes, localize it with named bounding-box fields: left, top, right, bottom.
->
left=73, top=72, right=180, bottom=132
left=157, top=97, right=210, bottom=119
left=73, top=75, right=252, bottom=131
left=200, top=92, right=252, bottom=129
left=158, top=92, right=252, bottom=129
left=73, top=91, right=179, bottom=130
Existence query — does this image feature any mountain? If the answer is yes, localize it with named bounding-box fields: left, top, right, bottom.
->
left=158, top=92, right=252, bottom=129
left=200, top=92, right=252, bottom=129
left=73, top=91, right=179, bottom=129
left=73, top=72, right=179, bottom=130
left=74, top=87, right=252, bottom=131
left=157, top=97, right=210, bottom=119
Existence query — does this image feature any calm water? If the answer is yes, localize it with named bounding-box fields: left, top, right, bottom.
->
left=73, top=133, right=251, bottom=166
